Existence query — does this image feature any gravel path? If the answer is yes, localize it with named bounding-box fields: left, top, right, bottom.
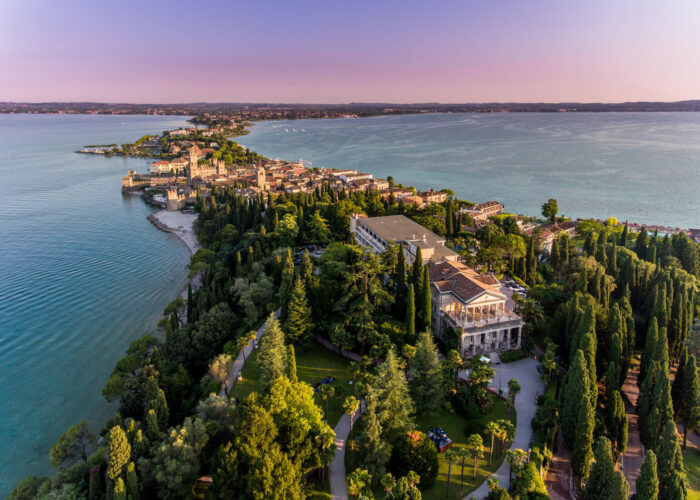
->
left=219, top=310, right=280, bottom=397
left=468, top=357, right=544, bottom=498
left=329, top=402, right=364, bottom=500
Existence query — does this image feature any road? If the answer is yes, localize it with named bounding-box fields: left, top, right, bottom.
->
left=467, top=357, right=544, bottom=498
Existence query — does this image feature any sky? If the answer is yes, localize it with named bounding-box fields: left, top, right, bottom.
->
left=1, top=0, right=699, bottom=103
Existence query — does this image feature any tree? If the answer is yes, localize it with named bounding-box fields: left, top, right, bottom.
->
left=381, top=472, right=397, bottom=499
left=486, top=421, right=501, bottom=464
left=358, top=389, right=390, bottom=478
left=209, top=353, right=233, bottom=396
left=675, top=352, right=700, bottom=448
left=319, top=384, right=335, bottom=422
left=285, top=276, right=312, bottom=346
left=445, top=448, right=461, bottom=494
left=391, top=475, right=422, bottom=499
left=346, top=468, right=372, bottom=499
left=411, top=248, right=423, bottom=288
left=197, top=393, right=236, bottom=431
left=541, top=198, right=558, bottom=222
left=307, top=210, right=331, bottom=244
left=406, top=283, right=416, bottom=339
left=584, top=437, right=628, bottom=500
left=657, top=418, right=688, bottom=499
left=274, top=213, right=299, bottom=247
left=113, top=477, right=126, bottom=500
left=561, top=350, right=591, bottom=450
left=507, top=379, right=521, bottom=418
left=389, top=431, right=439, bottom=488
left=376, top=349, right=415, bottom=437
left=286, top=344, right=297, bottom=382
left=279, top=249, right=295, bottom=322
left=636, top=450, right=659, bottom=500
left=246, top=445, right=304, bottom=500
left=606, top=389, right=628, bottom=461
left=125, top=462, right=139, bottom=500
left=572, top=387, right=594, bottom=483
left=49, top=420, right=95, bottom=469
left=419, top=265, right=431, bottom=332
left=343, top=396, right=360, bottom=448
left=108, top=425, right=131, bottom=481
left=258, top=314, right=286, bottom=391
left=467, top=433, right=485, bottom=478
left=409, top=331, right=444, bottom=414
left=147, top=417, right=209, bottom=499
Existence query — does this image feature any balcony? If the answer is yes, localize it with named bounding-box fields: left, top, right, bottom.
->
left=445, top=309, right=523, bottom=333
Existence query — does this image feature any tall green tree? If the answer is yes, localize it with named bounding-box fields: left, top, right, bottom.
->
left=394, top=244, right=407, bottom=318
left=406, top=283, right=416, bottom=339
left=358, top=389, right=390, bottom=478
left=419, top=265, right=432, bottom=332
left=636, top=450, right=659, bottom=500
left=561, top=350, right=591, bottom=450
left=376, top=349, right=415, bottom=438
left=279, top=249, right=295, bottom=322
left=541, top=198, right=558, bottom=222
left=412, top=248, right=423, bottom=288
left=258, top=314, right=287, bottom=391
left=675, top=352, right=700, bottom=448
left=409, top=331, right=444, bottom=413
left=583, top=437, right=629, bottom=500
left=572, top=393, right=595, bottom=484
left=285, top=276, right=312, bottom=346
left=107, top=425, right=131, bottom=481
left=657, top=418, right=688, bottom=500
left=606, top=389, right=628, bottom=462
left=49, top=420, right=95, bottom=469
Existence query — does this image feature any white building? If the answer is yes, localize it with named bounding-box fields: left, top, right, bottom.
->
left=429, top=260, right=524, bottom=357
left=350, top=214, right=458, bottom=265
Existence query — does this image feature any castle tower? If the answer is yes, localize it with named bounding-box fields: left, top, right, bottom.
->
left=187, top=146, right=199, bottom=181
left=216, top=159, right=226, bottom=176
left=256, top=165, right=267, bottom=190
left=166, top=187, right=181, bottom=211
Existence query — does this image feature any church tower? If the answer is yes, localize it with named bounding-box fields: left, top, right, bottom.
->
left=187, top=146, right=199, bottom=180
left=256, top=165, right=267, bottom=190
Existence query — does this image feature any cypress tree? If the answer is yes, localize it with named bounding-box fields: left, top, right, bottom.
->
left=609, top=239, right=617, bottom=276
left=108, top=426, right=131, bottom=481
left=394, top=244, right=407, bottom=318
left=564, top=293, right=581, bottom=361
left=572, top=391, right=595, bottom=484
left=299, top=249, right=313, bottom=283
left=446, top=199, right=454, bottom=237
left=526, top=237, right=537, bottom=287
left=677, top=353, right=700, bottom=448
left=641, top=318, right=659, bottom=384
left=596, top=233, right=608, bottom=267
left=562, top=235, right=570, bottom=266
left=636, top=227, right=648, bottom=260
left=562, top=350, right=590, bottom=450
left=285, top=276, right=312, bottom=346
left=421, top=265, right=432, bottom=332
left=657, top=418, right=688, bottom=499
left=125, top=462, right=138, bottom=500
left=186, top=283, right=193, bottom=324
left=584, top=437, right=628, bottom=500
left=113, top=478, right=127, bottom=500
left=412, top=248, right=423, bottom=288
left=672, top=346, right=688, bottom=415
left=620, top=223, right=629, bottom=248
left=584, top=232, right=595, bottom=256
left=286, top=345, right=297, bottom=382
left=668, top=291, right=684, bottom=362
left=606, top=390, right=628, bottom=461
left=576, top=267, right=588, bottom=295
left=406, top=283, right=416, bottom=339
left=636, top=450, right=659, bottom=500
left=646, top=360, right=673, bottom=449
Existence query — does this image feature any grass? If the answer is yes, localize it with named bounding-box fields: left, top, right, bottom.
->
left=229, top=342, right=353, bottom=427
left=346, top=393, right=513, bottom=500
left=307, top=475, right=331, bottom=500
left=684, top=445, right=700, bottom=500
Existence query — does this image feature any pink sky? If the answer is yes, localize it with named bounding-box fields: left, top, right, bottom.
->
left=1, top=0, right=699, bottom=103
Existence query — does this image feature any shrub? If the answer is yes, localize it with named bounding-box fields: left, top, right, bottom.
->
left=451, top=387, right=481, bottom=420
left=389, top=431, right=439, bottom=489
left=464, top=419, right=484, bottom=437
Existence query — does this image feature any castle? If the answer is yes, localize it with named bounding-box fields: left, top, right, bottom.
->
left=187, top=146, right=226, bottom=181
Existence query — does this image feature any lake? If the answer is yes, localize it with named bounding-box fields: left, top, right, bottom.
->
left=0, top=114, right=192, bottom=494
left=240, top=112, right=700, bottom=229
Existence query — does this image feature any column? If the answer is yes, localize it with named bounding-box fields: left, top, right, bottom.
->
left=516, top=326, right=522, bottom=349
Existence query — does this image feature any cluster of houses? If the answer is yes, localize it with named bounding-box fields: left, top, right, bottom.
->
left=351, top=214, right=524, bottom=359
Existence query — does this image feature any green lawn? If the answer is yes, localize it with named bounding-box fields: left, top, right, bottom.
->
left=684, top=446, right=700, bottom=500
left=230, top=343, right=353, bottom=427
left=307, top=475, right=331, bottom=500
left=346, top=393, right=513, bottom=500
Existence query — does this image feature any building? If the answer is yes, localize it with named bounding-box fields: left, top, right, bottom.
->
left=421, top=190, right=448, bottom=203
left=428, top=260, right=524, bottom=357
left=350, top=214, right=458, bottom=265
left=525, top=221, right=577, bottom=252
left=150, top=160, right=172, bottom=174
left=461, top=201, right=504, bottom=221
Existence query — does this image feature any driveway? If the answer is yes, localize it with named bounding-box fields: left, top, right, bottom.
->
left=467, top=357, right=544, bottom=498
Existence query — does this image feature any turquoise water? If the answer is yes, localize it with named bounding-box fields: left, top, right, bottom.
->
left=241, top=112, right=700, bottom=229
left=0, top=115, right=192, bottom=494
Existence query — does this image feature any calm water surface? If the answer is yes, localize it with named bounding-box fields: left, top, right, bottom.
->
left=241, top=112, right=700, bottom=228
left=0, top=115, right=192, bottom=494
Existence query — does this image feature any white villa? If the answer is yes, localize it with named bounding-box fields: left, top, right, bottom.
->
left=351, top=215, right=524, bottom=358
left=428, top=260, right=524, bottom=357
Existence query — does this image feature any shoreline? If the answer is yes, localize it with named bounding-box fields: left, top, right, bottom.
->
left=147, top=209, right=200, bottom=255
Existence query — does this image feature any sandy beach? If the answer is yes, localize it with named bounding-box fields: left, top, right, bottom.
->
left=147, top=210, right=200, bottom=255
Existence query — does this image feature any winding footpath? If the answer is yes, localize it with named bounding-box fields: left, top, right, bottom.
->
left=468, top=357, right=544, bottom=499
left=219, top=309, right=280, bottom=397
left=621, top=361, right=644, bottom=495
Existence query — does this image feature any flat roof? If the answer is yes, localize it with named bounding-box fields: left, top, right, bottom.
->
left=356, top=215, right=458, bottom=261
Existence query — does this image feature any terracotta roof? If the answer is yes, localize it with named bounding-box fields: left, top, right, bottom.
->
left=428, top=261, right=504, bottom=304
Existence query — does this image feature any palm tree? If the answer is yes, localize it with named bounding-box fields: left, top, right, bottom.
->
left=457, top=447, right=468, bottom=485
left=380, top=473, right=396, bottom=499
left=466, top=434, right=484, bottom=478
left=405, top=471, right=420, bottom=488
left=486, top=421, right=501, bottom=464
left=319, top=384, right=335, bottom=422
left=487, top=477, right=499, bottom=491
left=505, top=448, right=527, bottom=485
left=507, top=378, right=521, bottom=418
left=445, top=448, right=461, bottom=494
left=343, top=396, right=360, bottom=450
left=346, top=468, right=371, bottom=499
left=315, top=430, right=335, bottom=482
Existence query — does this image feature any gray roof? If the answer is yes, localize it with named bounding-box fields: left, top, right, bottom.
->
left=356, top=215, right=458, bottom=261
